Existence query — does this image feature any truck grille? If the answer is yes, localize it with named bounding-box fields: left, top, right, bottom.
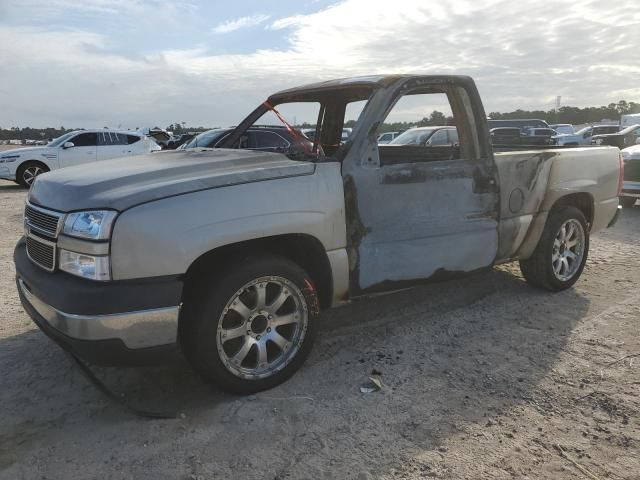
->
left=26, top=234, right=56, bottom=271
left=24, top=204, right=63, bottom=238
left=24, top=203, right=63, bottom=271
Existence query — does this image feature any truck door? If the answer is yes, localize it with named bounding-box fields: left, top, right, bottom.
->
left=343, top=79, right=499, bottom=292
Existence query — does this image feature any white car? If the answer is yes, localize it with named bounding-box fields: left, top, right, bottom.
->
left=553, top=124, right=620, bottom=146
left=0, top=129, right=160, bottom=187
left=377, top=131, right=400, bottom=144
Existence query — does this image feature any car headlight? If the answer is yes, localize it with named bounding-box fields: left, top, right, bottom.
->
left=63, top=210, right=117, bottom=240
left=59, top=249, right=110, bottom=281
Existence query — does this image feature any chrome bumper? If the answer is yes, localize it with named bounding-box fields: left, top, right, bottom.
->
left=18, top=278, right=180, bottom=349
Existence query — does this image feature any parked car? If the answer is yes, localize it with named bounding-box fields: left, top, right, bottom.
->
left=487, top=119, right=549, bottom=130
left=377, top=131, right=400, bottom=144
left=490, top=127, right=522, bottom=145
left=181, top=126, right=314, bottom=152
left=166, top=133, right=195, bottom=150
left=0, top=129, right=160, bottom=187
left=302, top=128, right=352, bottom=143
left=619, top=144, right=640, bottom=208
left=591, top=124, right=640, bottom=149
left=553, top=125, right=621, bottom=146
left=138, top=127, right=171, bottom=149
left=389, top=126, right=458, bottom=145
left=526, top=128, right=558, bottom=145
left=550, top=124, right=575, bottom=135
left=490, top=127, right=553, bottom=147
left=15, top=74, right=621, bottom=394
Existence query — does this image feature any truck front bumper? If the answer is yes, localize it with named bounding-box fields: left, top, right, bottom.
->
left=14, top=240, right=183, bottom=366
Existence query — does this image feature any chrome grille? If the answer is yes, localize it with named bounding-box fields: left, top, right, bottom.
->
left=26, top=234, right=56, bottom=271
left=24, top=204, right=62, bottom=238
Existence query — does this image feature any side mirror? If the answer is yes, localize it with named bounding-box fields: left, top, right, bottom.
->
left=63, top=141, right=75, bottom=149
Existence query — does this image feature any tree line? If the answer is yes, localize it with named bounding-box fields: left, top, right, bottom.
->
left=487, top=100, right=640, bottom=125
left=2, top=100, right=638, bottom=141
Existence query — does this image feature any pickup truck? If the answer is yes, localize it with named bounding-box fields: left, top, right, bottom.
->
left=15, top=75, right=623, bottom=394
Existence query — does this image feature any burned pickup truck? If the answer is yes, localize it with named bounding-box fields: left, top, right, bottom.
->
left=15, top=75, right=622, bottom=394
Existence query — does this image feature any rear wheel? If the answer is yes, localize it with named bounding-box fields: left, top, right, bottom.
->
left=17, top=161, right=49, bottom=188
left=181, top=256, right=319, bottom=394
left=519, top=206, right=589, bottom=291
left=620, top=197, right=636, bottom=208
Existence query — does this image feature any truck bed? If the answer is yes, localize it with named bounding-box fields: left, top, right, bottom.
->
left=493, top=146, right=620, bottom=262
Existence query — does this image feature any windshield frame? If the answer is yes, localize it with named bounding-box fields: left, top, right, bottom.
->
left=218, top=84, right=377, bottom=162
left=47, top=131, right=79, bottom=148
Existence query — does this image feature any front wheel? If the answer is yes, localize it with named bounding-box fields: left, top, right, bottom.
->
left=17, top=161, right=49, bottom=188
left=519, top=206, right=589, bottom=291
left=181, top=256, right=319, bottom=394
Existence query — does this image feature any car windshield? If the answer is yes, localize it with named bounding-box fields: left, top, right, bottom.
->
left=619, top=124, right=639, bottom=135
left=552, top=125, right=574, bottom=134
left=183, top=129, right=229, bottom=149
left=389, top=128, right=437, bottom=145
left=47, top=131, right=78, bottom=147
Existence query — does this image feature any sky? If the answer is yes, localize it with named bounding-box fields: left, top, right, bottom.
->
left=0, top=0, right=638, bottom=129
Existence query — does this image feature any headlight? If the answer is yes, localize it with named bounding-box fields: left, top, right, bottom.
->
left=0, top=155, right=19, bottom=163
left=63, top=210, right=117, bottom=240
left=59, top=249, right=110, bottom=281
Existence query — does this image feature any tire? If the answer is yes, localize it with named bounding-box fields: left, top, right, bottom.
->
left=180, top=255, right=320, bottom=394
left=17, top=161, right=49, bottom=188
left=620, top=197, right=636, bottom=208
left=519, top=206, right=589, bottom=291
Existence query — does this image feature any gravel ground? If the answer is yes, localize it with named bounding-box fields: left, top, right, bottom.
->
left=0, top=180, right=638, bottom=479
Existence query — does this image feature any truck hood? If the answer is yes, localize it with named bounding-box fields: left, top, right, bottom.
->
left=28, top=149, right=316, bottom=212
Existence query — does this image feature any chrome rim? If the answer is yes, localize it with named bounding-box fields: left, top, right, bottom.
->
left=552, top=219, right=585, bottom=281
left=23, top=166, right=43, bottom=186
left=216, top=276, right=309, bottom=380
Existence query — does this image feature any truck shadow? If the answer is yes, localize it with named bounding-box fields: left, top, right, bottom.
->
left=0, top=267, right=589, bottom=477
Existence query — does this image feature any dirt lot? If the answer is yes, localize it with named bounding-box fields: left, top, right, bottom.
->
left=0, top=180, right=638, bottom=480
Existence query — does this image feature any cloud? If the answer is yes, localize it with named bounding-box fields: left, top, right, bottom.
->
left=211, top=14, right=271, bottom=34
left=1, top=0, right=639, bottom=128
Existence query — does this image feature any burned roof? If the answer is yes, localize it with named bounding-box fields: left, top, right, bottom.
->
left=268, top=74, right=474, bottom=101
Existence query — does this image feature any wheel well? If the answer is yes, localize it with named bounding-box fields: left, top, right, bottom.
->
left=184, top=234, right=333, bottom=310
left=17, top=160, right=49, bottom=175
left=550, top=193, right=594, bottom=228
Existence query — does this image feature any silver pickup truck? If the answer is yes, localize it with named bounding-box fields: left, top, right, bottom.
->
left=15, top=75, right=622, bottom=394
